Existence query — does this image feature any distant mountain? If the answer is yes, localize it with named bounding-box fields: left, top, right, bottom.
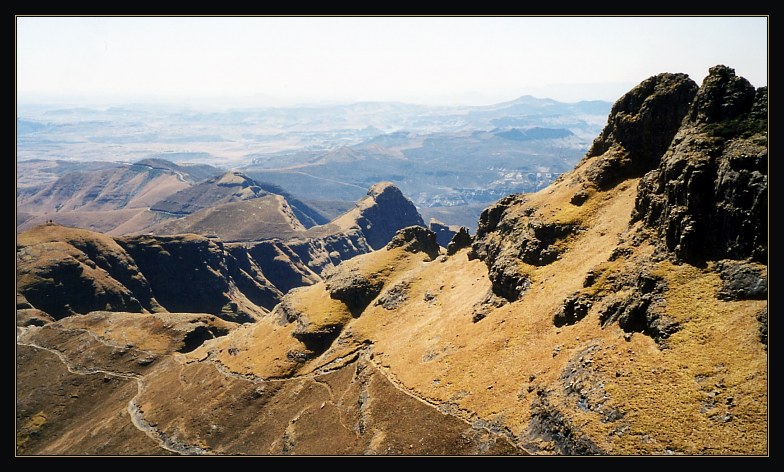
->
left=16, top=159, right=128, bottom=190
left=149, top=196, right=308, bottom=242
left=242, top=126, right=590, bottom=231
left=18, top=95, right=611, bottom=230
left=150, top=171, right=327, bottom=228
left=16, top=160, right=223, bottom=234
left=305, top=182, right=426, bottom=249
left=150, top=171, right=271, bottom=216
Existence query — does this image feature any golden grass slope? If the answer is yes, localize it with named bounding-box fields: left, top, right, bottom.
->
left=195, top=150, right=766, bottom=454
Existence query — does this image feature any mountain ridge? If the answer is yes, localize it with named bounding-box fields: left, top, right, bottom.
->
left=16, top=65, right=767, bottom=455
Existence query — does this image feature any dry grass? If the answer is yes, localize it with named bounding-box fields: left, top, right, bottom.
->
left=214, top=152, right=767, bottom=454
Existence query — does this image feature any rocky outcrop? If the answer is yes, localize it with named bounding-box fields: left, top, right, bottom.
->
left=375, top=281, right=411, bottom=310
left=716, top=260, right=767, bottom=301
left=323, top=269, right=383, bottom=314
left=446, top=227, right=473, bottom=255
left=553, top=293, right=594, bottom=327
left=385, top=226, right=440, bottom=260
left=527, top=393, right=603, bottom=455
left=584, top=73, right=699, bottom=189
left=470, top=195, right=579, bottom=301
left=596, top=270, right=679, bottom=346
left=340, top=182, right=426, bottom=250
left=632, top=66, right=767, bottom=264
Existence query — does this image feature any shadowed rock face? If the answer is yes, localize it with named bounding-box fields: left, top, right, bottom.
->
left=352, top=183, right=426, bottom=250
left=584, top=73, right=699, bottom=189
left=632, top=66, right=767, bottom=263
left=117, top=235, right=261, bottom=323
left=385, top=226, right=440, bottom=260
left=447, top=227, right=473, bottom=256
left=16, top=226, right=158, bottom=319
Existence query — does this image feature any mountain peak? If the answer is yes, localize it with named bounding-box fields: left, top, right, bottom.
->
left=216, top=171, right=256, bottom=187
left=583, top=72, right=699, bottom=189
left=367, top=181, right=398, bottom=198
left=686, top=65, right=757, bottom=125
left=314, top=182, right=425, bottom=251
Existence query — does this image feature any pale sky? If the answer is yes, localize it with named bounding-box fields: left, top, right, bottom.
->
left=15, top=16, right=768, bottom=106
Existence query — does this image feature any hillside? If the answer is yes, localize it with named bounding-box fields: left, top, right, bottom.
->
left=16, top=161, right=222, bottom=234
left=16, top=66, right=767, bottom=455
left=16, top=180, right=430, bottom=322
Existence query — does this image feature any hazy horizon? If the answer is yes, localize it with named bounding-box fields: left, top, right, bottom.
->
left=16, top=16, right=767, bottom=108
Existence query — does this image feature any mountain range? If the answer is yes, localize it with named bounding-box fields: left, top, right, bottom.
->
left=17, top=95, right=612, bottom=231
left=16, top=66, right=767, bottom=456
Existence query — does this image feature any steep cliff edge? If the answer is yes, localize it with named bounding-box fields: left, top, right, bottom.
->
left=632, top=66, right=767, bottom=264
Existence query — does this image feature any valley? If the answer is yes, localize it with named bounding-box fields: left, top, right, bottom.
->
left=15, top=65, right=767, bottom=456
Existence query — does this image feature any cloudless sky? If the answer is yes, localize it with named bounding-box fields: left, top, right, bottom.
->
left=16, top=16, right=767, bottom=106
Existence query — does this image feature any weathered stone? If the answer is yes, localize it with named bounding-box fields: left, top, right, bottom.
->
left=584, top=72, right=699, bottom=189
left=716, top=260, right=767, bottom=300
left=446, top=227, right=473, bottom=255
left=385, top=225, right=440, bottom=260
left=631, top=66, right=767, bottom=264
left=553, top=293, right=594, bottom=327
left=323, top=268, right=383, bottom=313
left=375, top=281, right=410, bottom=310
left=570, top=189, right=589, bottom=206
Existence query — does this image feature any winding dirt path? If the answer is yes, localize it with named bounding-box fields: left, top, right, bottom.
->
left=18, top=326, right=527, bottom=455
left=16, top=328, right=210, bottom=455
left=200, top=343, right=528, bottom=454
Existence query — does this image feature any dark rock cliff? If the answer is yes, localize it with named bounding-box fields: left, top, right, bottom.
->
left=352, top=183, right=426, bottom=250
left=632, top=66, right=767, bottom=263
left=471, top=65, right=766, bottom=342
left=117, top=235, right=259, bottom=323
left=584, top=73, right=699, bottom=189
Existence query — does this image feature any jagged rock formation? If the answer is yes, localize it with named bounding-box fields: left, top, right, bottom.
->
left=470, top=193, right=581, bottom=301
left=446, top=227, right=473, bottom=256
left=385, top=225, right=440, bottom=260
left=308, top=182, right=426, bottom=250
left=632, top=66, right=767, bottom=263
left=583, top=73, right=699, bottom=189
